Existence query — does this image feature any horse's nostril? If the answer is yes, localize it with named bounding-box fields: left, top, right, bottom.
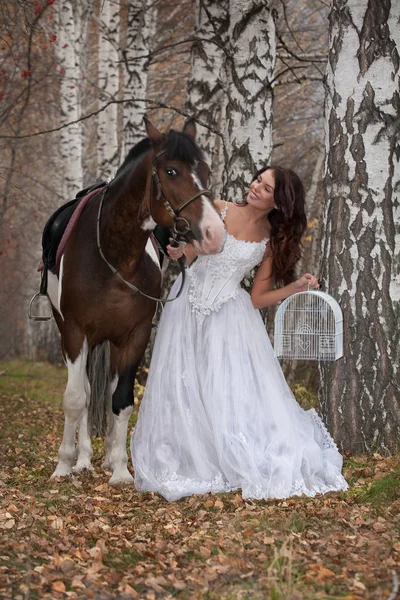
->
left=205, top=227, right=213, bottom=241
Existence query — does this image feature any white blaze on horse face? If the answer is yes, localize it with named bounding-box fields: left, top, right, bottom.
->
left=47, top=254, right=65, bottom=320
left=190, top=171, right=225, bottom=254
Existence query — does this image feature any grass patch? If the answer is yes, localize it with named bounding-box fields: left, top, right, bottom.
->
left=103, top=547, right=145, bottom=569
left=0, top=358, right=66, bottom=405
left=291, top=384, right=317, bottom=410
left=355, top=470, right=400, bottom=507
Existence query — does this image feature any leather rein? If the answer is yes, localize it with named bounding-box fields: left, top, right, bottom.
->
left=96, top=148, right=212, bottom=304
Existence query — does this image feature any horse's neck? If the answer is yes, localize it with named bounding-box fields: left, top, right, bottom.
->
left=101, top=164, right=152, bottom=271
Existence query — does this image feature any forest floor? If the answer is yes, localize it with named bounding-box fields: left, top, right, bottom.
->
left=0, top=359, right=399, bottom=600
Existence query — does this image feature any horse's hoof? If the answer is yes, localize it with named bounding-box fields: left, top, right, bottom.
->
left=51, top=464, right=72, bottom=478
left=109, top=470, right=134, bottom=487
left=72, top=461, right=93, bottom=473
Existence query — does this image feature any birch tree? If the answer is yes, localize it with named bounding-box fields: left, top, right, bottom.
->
left=56, top=1, right=86, bottom=198
left=122, top=0, right=157, bottom=154
left=319, top=0, right=400, bottom=453
left=97, top=0, right=120, bottom=179
left=185, top=0, right=229, bottom=195
left=222, top=0, right=276, bottom=201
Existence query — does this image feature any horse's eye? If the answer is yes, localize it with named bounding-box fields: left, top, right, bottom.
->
left=165, top=168, right=178, bottom=177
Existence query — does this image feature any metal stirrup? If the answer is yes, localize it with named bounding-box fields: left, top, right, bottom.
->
left=28, top=293, right=53, bottom=321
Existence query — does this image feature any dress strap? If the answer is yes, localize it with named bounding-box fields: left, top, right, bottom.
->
left=220, top=201, right=229, bottom=222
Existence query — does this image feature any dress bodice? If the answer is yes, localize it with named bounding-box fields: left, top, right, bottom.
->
left=187, top=228, right=268, bottom=318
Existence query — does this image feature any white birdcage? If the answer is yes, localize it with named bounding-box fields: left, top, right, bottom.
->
left=274, top=290, right=343, bottom=361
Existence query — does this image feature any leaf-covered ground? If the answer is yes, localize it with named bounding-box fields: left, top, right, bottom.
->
left=0, top=360, right=399, bottom=600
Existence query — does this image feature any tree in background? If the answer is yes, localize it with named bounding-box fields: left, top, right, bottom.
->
left=97, top=0, right=120, bottom=179
left=222, top=0, right=276, bottom=201
left=56, top=1, right=90, bottom=198
left=121, top=0, right=158, bottom=154
left=0, top=0, right=64, bottom=359
left=185, top=0, right=229, bottom=196
left=319, top=0, right=400, bottom=453
left=186, top=0, right=276, bottom=201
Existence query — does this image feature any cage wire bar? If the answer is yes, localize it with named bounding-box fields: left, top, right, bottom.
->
left=274, top=291, right=343, bottom=361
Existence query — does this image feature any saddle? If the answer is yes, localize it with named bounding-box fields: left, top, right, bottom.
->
left=39, top=182, right=107, bottom=294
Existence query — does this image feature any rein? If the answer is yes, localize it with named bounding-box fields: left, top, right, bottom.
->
left=96, top=187, right=186, bottom=304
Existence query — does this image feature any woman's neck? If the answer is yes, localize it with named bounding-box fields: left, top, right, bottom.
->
left=241, top=203, right=271, bottom=224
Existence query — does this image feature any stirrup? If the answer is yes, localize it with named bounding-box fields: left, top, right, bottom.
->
left=28, top=293, right=53, bottom=321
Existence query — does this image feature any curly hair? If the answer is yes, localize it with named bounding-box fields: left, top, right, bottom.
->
left=251, top=166, right=307, bottom=286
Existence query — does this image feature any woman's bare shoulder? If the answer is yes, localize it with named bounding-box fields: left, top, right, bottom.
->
left=213, top=199, right=227, bottom=211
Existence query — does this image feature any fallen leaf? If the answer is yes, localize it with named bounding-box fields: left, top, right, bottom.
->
left=51, top=581, right=66, bottom=593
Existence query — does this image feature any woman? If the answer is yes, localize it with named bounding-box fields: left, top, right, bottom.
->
left=131, top=166, right=348, bottom=502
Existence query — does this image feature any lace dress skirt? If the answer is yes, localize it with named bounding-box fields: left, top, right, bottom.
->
left=130, top=272, right=348, bottom=502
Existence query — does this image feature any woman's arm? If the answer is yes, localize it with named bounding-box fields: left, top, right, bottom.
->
left=251, top=251, right=319, bottom=309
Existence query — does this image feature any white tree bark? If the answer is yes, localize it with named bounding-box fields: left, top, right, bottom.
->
left=222, top=0, right=276, bottom=201
left=97, top=0, right=120, bottom=180
left=122, top=0, right=157, bottom=155
left=186, top=0, right=229, bottom=196
left=319, top=0, right=400, bottom=453
left=56, top=1, right=85, bottom=198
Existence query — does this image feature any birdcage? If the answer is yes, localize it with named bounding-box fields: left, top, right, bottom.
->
left=274, top=290, right=343, bottom=361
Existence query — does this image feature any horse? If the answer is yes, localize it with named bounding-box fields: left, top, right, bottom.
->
left=45, top=119, right=225, bottom=485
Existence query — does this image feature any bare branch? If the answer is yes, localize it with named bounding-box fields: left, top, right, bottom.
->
left=0, top=98, right=224, bottom=140
left=275, top=75, right=324, bottom=86
left=276, top=31, right=327, bottom=63
left=278, top=0, right=304, bottom=52
left=269, top=64, right=308, bottom=86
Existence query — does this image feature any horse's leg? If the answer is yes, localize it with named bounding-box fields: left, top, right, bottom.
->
left=104, top=319, right=153, bottom=486
left=104, top=363, right=137, bottom=485
left=74, top=370, right=93, bottom=472
left=51, top=336, right=91, bottom=477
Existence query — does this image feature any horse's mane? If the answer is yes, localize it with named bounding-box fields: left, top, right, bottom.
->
left=116, top=130, right=204, bottom=176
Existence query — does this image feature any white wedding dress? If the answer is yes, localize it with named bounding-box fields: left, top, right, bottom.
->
left=131, top=206, right=348, bottom=502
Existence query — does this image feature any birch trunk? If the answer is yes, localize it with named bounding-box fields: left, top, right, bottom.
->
left=97, top=0, right=120, bottom=179
left=319, top=0, right=400, bottom=453
left=25, top=1, right=88, bottom=362
left=122, top=0, right=157, bottom=154
left=56, top=1, right=85, bottom=198
left=222, top=0, right=276, bottom=201
left=186, top=0, right=229, bottom=196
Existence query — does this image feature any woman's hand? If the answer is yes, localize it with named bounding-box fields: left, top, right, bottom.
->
left=166, top=238, right=185, bottom=261
left=292, top=273, right=319, bottom=292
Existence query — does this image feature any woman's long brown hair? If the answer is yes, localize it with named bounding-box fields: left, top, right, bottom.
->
left=252, top=166, right=307, bottom=286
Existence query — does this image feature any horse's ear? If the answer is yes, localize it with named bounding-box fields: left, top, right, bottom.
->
left=183, top=119, right=196, bottom=139
left=144, top=117, right=164, bottom=147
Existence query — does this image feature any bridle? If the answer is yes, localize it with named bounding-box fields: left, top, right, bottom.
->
left=96, top=147, right=213, bottom=304
left=150, top=148, right=212, bottom=239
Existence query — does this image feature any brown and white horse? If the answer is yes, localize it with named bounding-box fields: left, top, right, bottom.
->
left=47, top=119, right=225, bottom=485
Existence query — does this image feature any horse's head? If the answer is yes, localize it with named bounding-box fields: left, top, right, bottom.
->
left=145, top=119, right=225, bottom=255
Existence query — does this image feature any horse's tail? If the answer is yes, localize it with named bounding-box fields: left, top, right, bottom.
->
left=87, top=342, right=112, bottom=437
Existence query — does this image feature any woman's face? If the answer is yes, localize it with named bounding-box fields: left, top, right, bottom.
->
left=247, top=169, right=277, bottom=212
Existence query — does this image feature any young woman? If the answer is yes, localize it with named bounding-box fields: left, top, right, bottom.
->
left=131, top=166, right=348, bottom=502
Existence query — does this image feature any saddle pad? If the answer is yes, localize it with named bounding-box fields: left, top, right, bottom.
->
left=55, top=187, right=102, bottom=267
